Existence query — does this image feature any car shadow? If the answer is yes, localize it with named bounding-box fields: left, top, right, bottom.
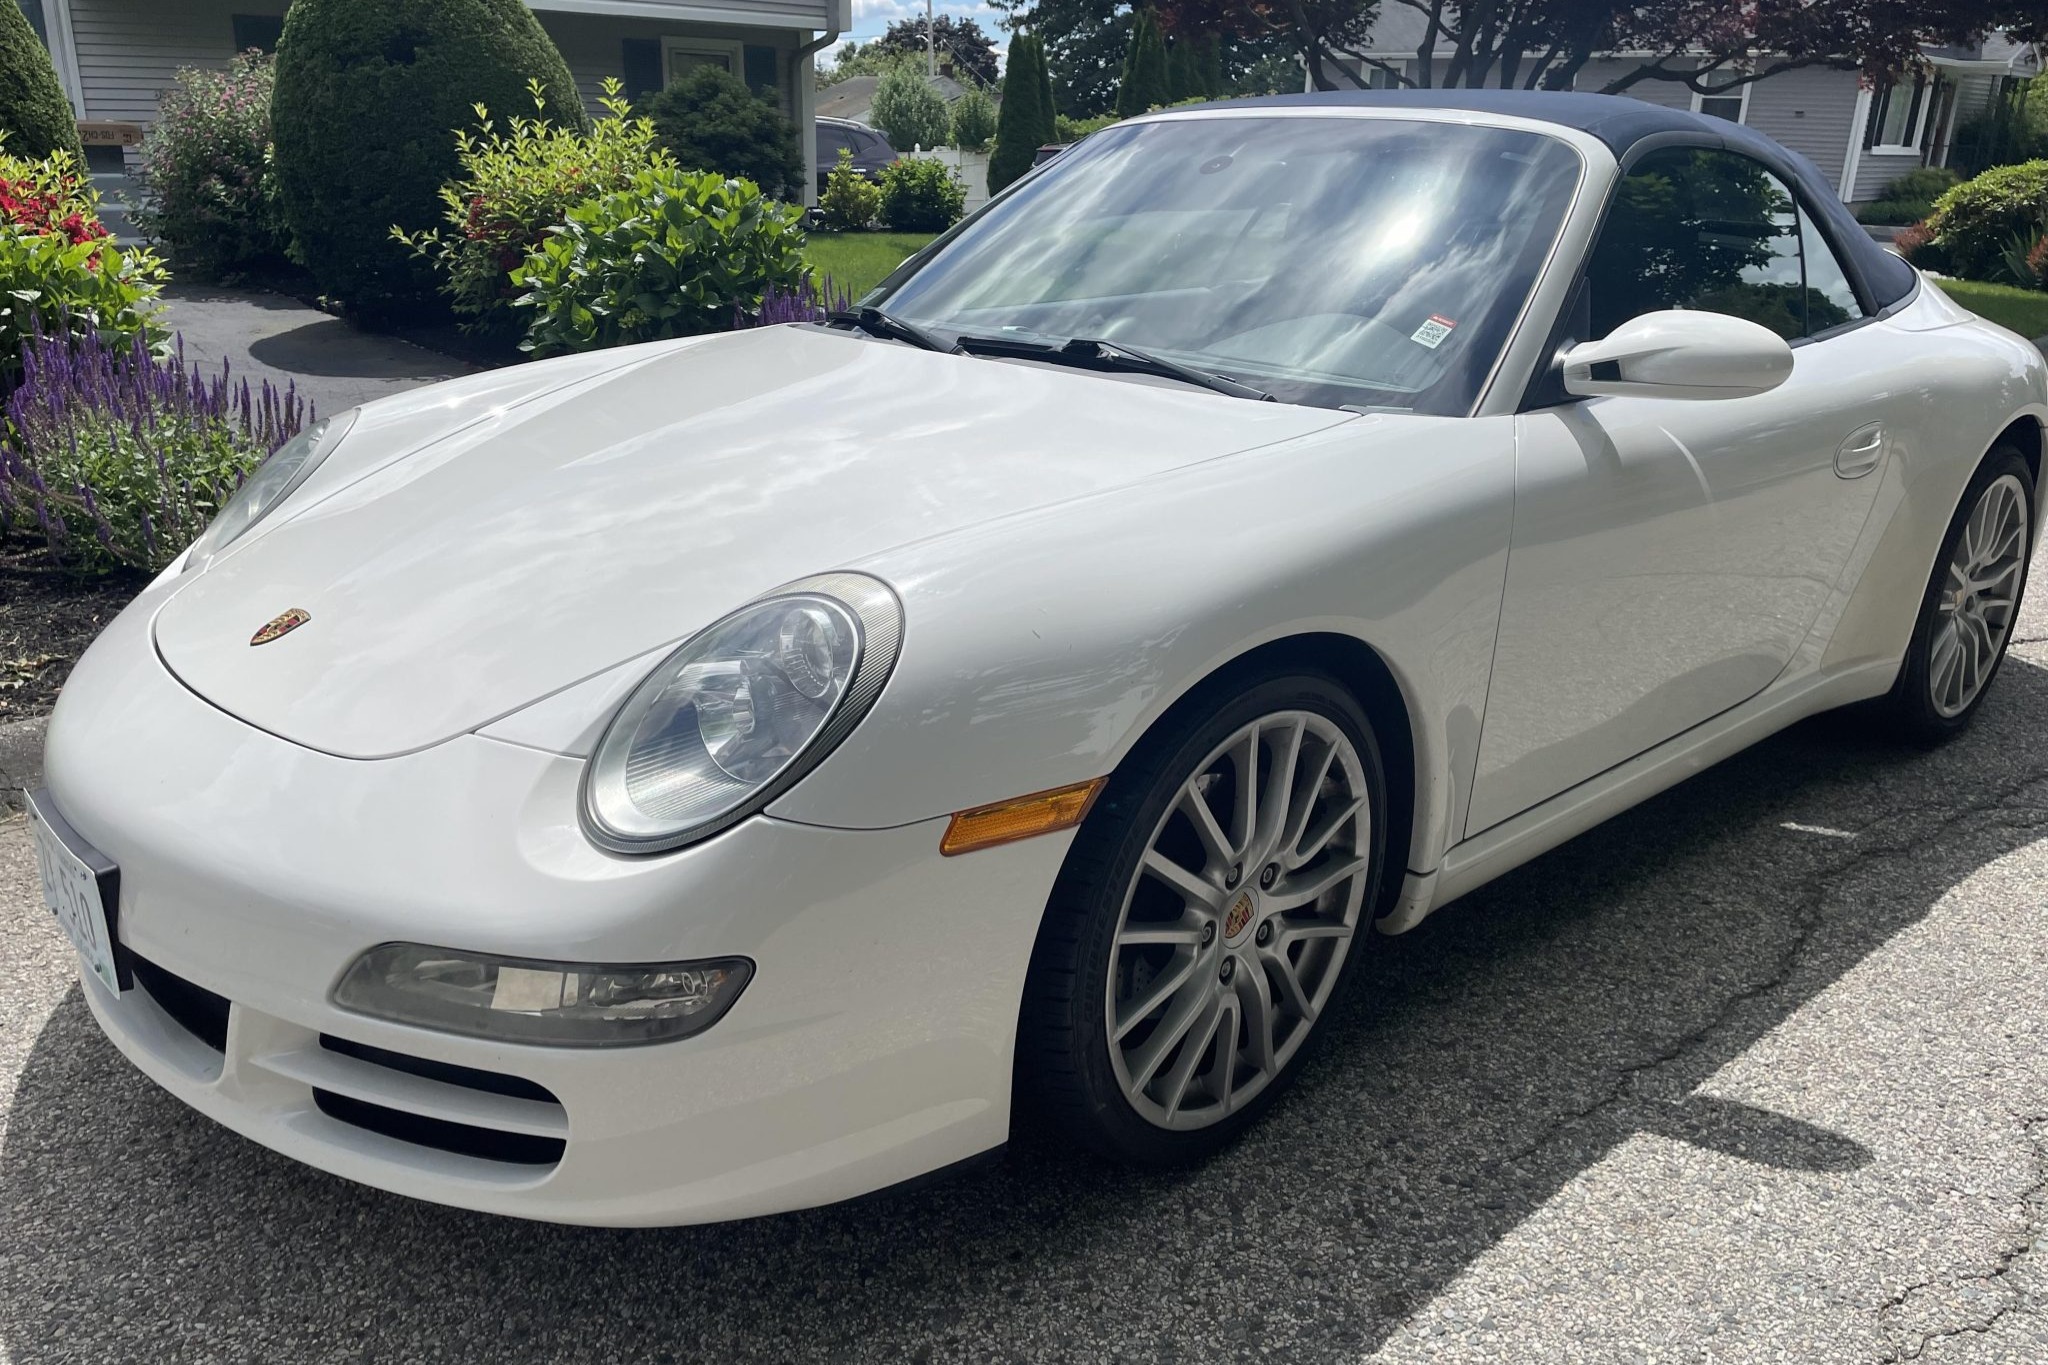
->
left=6, top=656, right=2048, bottom=1363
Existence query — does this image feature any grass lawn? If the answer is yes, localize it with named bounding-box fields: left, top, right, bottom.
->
left=804, top=232, right=937, bottom=301
left=1933, top=278, right=2048, bottom=339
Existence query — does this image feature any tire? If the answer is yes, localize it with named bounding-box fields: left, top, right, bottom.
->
left=1882, top=445, right=2036, bottom=741
left=1015, top=669, right=1388, bottom=1165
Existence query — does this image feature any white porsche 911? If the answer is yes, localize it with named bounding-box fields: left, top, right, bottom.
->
left=27, top=91, right=2044, bottom=1226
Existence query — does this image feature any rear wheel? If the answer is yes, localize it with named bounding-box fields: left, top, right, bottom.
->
left=1885, top=446, right=2035, bottom=739
left=1016, top=670, right=1387, bottom=1164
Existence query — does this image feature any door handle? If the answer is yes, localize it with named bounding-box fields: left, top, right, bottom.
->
left=1835, top=423, right=1885, bottom=479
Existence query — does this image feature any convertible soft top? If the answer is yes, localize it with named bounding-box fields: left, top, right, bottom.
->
left=1193, top=89, right=1920, bottom=313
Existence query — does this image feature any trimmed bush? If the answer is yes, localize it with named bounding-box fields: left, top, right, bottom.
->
left=951, top=87, right=997, bottom=153
left=396, top=79, right=671, bottom=342
left=0, top=145, right=165, bottom=376
left=871, top=66, right=951, bottom=152
left=134, top=52, right=289, bottom=281
left=648, top=66, right=803, bottom=199
left=0, top=1, right=81, bottom=161
left=817, top=147, right=880, bottom=230
left=1926, top=161, right=2048, bottom=282
left=878, top=157, right=963, bottom=232
left=1055, top=112, right=1118, bottom=142
left=0, top=326, right=308, bottom=573
left=272, top=0, right=585, bottom=323
left=513, top=166, right=807, bottom=356
left=1857, top=166, right=1963, bottom=228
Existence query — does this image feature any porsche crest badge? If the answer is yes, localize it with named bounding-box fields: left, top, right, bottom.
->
left=1224, top=891, right=1255, bottom=941
left=250, top=608, right=310, bottom=646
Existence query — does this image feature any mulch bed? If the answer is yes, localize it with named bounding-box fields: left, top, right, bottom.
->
left=0, top=543, right=147, bottom=722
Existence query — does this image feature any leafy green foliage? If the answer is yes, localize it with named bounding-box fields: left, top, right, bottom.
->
left=648, top=65, right=804, bottom=198
left=990, top=35, right=1054, bottom=194
left=878, top=157, right=964, bottom=232
left=1927, top=160, right=2048, bottom=282
left=950, top=87, right=997, bottom=152
left=0, top=1, right=81, bottom=161
left=272, top=0, right=585, bottom=323
left=0, top=146, right=165, bottom=374
left=1857, top=167, right=1966, bottom=227
left=396, top=79, right=673, bottom=342
left=134, top=52, right=289, bottom=281
left=871, top=66, right=952, bottom=151
left=868, top=16, right=1000, bottom=87
left=1055, top=112, right=1119, bottom=141
left=1115, top=10, right=1171, bottom=118
left=512, top=166, right=806, bottom=356
left=818, top=148, right=881, bottom=230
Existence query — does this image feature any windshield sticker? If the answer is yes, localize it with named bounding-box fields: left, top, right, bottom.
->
left=1410, top=314, right=1458, bottom=349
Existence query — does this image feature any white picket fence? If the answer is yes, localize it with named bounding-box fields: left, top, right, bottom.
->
left=903, top=147, right=992, bottom=213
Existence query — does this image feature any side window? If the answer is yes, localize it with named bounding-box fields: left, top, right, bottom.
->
left=1586, top=148, right=1858, bottom=343
left=818, top=126, right=850, bottom=163
left=1796, top=210, right=1867, bottom=334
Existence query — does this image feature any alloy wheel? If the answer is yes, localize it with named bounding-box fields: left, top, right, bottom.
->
left=1930, top=472, right=2030, bottom=718
left=1103, top=710, right=1371, bottom=1130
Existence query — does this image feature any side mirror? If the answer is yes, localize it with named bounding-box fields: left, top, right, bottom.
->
left=1561, top=309, right=1794, bottom=401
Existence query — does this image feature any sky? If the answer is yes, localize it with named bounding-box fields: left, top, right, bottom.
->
left=843, top=0, right=1008, bottom=55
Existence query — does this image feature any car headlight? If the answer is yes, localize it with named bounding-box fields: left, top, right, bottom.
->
left=582, top=572, right=903, bottom=854
left=182, top=408, right=360, bottom=572
left=334, top=943, right=752, bottom=1046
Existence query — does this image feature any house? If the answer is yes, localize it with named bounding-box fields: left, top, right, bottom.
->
left=13, top=0, right=851, bottom=200
left=814, top=70, right=981, bottom=129
left=1324, top=9, right=2040, bottom=204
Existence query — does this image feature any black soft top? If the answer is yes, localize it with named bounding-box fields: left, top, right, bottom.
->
left=1190, top=90, right=1920, bottom=311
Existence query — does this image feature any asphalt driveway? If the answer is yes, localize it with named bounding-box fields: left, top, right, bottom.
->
left=1, top=596, right=2044, bottom=1362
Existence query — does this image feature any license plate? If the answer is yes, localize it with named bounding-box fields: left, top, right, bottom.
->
left=25, top=790, right=122, bottom=993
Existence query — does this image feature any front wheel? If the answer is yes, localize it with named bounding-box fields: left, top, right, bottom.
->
left=1884, top=447, right=2035, bottom=740
left=1016, top=671, right=1387, bottom=1164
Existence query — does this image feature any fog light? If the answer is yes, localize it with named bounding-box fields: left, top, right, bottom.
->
left=334, top=943, right=752, bottom=1046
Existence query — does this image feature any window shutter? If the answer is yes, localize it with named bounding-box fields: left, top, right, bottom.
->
left=622, top=37, right=663, bottom=100
left=744, top=45, right=780, bottom=97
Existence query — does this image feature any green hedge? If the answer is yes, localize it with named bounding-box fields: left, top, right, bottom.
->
left=0, top=1, right=81, bottom=161
left=1925, top=160, right=2048, bottom=283
left=273, top=0, right=585, bottom=323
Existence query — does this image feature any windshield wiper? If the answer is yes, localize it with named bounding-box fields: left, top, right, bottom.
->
left=954, top=332, right=1273, bottom=402
left=827, top=306, right=958, bottom=354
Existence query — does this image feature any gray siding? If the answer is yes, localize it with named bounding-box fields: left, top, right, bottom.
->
left=1854, top=150, right=1925, bottom=203
left=1744, top=66, right=1860, bottom=194
left=69, top=0, right=285, bottom=133
left=1570, top=59, right=1692, bottom=106
left=535, top=10, right=800, bottom=119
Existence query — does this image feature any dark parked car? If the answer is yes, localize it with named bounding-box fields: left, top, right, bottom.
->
left=815, top=117, right=898, bottom=196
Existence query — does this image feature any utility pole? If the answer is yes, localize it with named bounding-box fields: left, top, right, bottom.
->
left=926, top=0, right=936, bottom=78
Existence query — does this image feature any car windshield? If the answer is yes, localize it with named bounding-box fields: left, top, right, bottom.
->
left=870, top=115, right=1585, bottom=414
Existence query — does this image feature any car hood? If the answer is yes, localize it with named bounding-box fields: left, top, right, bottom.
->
left=153, top=325, right=1349, bottom=759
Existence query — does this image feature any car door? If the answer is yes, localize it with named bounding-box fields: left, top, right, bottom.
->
left=1466, top=145, right=1896, bottom=835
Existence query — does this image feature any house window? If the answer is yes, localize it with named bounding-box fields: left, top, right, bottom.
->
left=664, top=38, right=744, bottom=85
left=231, top=14, right=284, bottom=54
left=1867, top=73, right=1930, bottom=151
left=1691, top=75, right=1749, bottom=125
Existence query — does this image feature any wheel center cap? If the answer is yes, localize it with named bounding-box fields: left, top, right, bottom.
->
left=1224, top=890, right=1258, bottom=943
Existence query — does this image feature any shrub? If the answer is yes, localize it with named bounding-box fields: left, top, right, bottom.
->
left=513, top=166, right=807, bottom=357
left=1055, top=112, right=1118, bottom=142
left=878, top=157, right=964, bottom=232
left=1926, top=160, right=2048, bottom=281
left=990, top=34, right=1053, bottom=194
left=0, top=326, right=308, bottom=573
left=0, top=1, right=81, bottom=161
left=817, top=148, right=880, bottom=230
left=871, top=66, right=951, bottom=152
left=272, top=0, right=585, bottom=323
left=950, top=87, right=997, bottom=153
left=1858, top=166, right=1964, bottom=227
left=395, top=79, right=670, bottom=342
left=0, top=145, right=166, bottom=376
left=647, top=66, right=804, bottom=199
left=133, top=52, right=289, bottom=281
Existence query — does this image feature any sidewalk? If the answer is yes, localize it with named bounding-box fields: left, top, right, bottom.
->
left=159, top=284, right=478, bottom=419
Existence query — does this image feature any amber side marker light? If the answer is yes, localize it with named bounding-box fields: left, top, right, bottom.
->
left=940, top=779, right=1105, bottom=856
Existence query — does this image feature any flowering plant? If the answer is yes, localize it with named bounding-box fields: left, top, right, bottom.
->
left=134, top=51, right=289, bottom=280
left=0, top=324, right=307, bottom=573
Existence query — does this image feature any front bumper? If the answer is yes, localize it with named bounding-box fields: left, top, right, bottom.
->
left=41, top=589, right=1070, bottom=1225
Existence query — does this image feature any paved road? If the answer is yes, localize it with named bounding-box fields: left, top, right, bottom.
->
left=2, top=598, right=2045, bottom=1364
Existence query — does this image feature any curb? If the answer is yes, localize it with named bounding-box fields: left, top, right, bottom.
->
left=1, top=715, right=48, bottom=814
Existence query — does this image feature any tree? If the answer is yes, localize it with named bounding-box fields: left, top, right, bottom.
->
left=989, top=34, right=1050, bottom=194
left=0, top=0, right=82, bottom=161
left=648, top=65, right=804, bottom=196
left=1166, top=37, right=1201, bottom=101
left=1154, top=0, right=2048, bottom=100
left=951, top=86, right=999, bottom=151
left=871, top=64, right=954, bottom=150
left=273, top=0, right=584, bottom=322
left=872, top=15, right=1002, bottom=87
left=1116, top=9, right=1172, bottom=118
left=1000, top=0, right=1130, bottom=117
